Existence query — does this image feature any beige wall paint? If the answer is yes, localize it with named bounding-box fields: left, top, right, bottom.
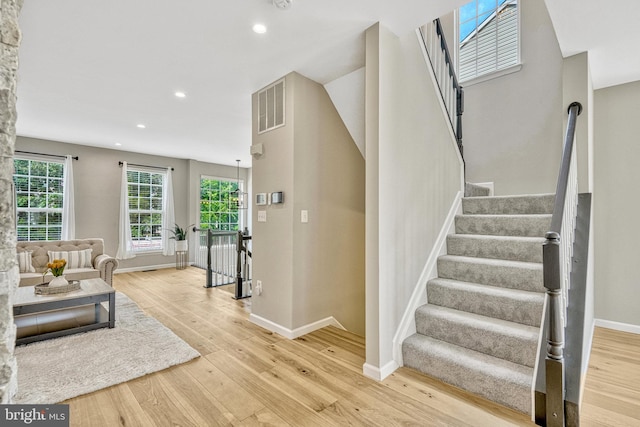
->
left=563, top=52, right=594, bottom=193
left=251, top=72, right=366, bottom=335
left=15, top=136, right=247, bottom=272
left=365, top=23, right=463, bottom=375
left=250, top=77, right=295, bottom=330
left=365, top=24, right=381, bottom=367
left=594, top=81, right=640, bottom=327
left=291, top=72, right=365, bottom=335
left=462, top=0, right=564, bottom=195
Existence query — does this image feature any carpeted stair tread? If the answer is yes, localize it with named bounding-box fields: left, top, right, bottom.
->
left=437, top=255, right=544, bottom=292
left=462, top=193, right=555, bottom=215
left=455, top=214, right=551, bottom=237
left=401, top=191, right=556, bottom=414
left=427, top=278, right=544, bottom=326
left=447, top=234, right=545, bottom=263
left=415, top=304, right=539, bottom=367
left=402, top=334, right=532, bottom=413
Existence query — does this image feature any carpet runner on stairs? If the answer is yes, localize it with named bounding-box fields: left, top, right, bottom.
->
left=402, top=192, right=555, bottom=414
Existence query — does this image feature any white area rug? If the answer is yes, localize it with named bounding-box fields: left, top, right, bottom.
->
left=14, top=292, right=200, bottom=404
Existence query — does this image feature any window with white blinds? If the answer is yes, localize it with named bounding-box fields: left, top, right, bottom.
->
left=458, top=0, right=519, bottom=82
left=13, top=157, right=65, bottom=241
left=258, top=79, right=285, bottom=133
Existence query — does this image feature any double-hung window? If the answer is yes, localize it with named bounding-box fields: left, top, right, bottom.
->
left=199, top=177, right=241, bottom=231
left=13, top=158, right=64, bottom=241
left=458, top=0, right=519, bottom=83
left=127, top=168, right=165, bottom=252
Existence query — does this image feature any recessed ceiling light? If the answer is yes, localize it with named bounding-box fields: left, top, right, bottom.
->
left=115, top=143, right=122, bottom=146
left=175, top=91, right=186, bottom=98
left=252, top=24, right=267, bottom=34
left=136, top=124, right=146, bottom=129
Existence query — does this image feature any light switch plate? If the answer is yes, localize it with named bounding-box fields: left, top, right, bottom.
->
left=257, top=210, right=267, bottom=222
left=301, top=210, right=308, bottom=223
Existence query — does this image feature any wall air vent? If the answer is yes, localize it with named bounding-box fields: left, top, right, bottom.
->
left=258, top=79, right=285, bottom=134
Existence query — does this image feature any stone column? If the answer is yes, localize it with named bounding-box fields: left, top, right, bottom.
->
left=0, top=0, right=22, bottom=403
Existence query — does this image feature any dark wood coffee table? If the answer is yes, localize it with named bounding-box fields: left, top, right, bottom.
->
left=13, top=278, right=115, bottom=345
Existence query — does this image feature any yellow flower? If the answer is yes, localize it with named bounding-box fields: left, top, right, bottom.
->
left=46, top=259, right=67, bottom=277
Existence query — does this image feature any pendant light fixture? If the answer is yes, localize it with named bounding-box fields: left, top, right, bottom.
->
left=232, top=160, right=248, bottom=210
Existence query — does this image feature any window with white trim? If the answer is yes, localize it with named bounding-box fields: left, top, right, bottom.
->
left=458, top=0, right=519, bottom=82
left=127, top=168, right=165, bottom=252
left=13, top=158, right=64, bottom=241
left=199, top=177, right=241, bottom=231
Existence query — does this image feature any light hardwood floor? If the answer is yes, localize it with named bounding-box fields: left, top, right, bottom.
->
left=62, top=268, right=639, bottom=426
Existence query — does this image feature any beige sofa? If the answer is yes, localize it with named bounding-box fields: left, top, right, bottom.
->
left=17, top=238, right=118, bottom=287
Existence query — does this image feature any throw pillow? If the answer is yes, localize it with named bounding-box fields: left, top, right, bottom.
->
left=47, top=249, right=93, bottom=269
left=17, top=251, right=35, bottom=273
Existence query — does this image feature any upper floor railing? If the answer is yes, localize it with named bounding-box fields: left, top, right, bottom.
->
left=193, top=228, right=251, bottom=295
left=419, top=18, right=465, bottom=158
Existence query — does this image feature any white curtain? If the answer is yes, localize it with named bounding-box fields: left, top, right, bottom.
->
left=61, top=155, right=75, bottom=240
left=162, top=167, right=176, bottom=256
left=116, top=161, right=135, bottom=260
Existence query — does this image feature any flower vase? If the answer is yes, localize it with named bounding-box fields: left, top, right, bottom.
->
left=49, top=275, right=68, bottom=287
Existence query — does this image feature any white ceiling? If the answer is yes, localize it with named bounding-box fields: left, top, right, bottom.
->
left=543, top=0, right=640, bottom=90
left=16, top=0, right=640, bottom=167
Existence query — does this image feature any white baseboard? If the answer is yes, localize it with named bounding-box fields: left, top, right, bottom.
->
left=114, top=263, right=184, bottom=274
left=362, top=360, right=399, bottom=381
left=249, top=313, right=345, bottom=340
left=391, top=191, right=463, bottom=366
left=594, top=318, right=640, bottom=335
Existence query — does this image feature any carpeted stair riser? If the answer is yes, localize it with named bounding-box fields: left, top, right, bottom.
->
left=427, top=278, right=544, bottom=326
left=462, top=193, right=555, bottom=215
left=402, top=334, right=532, bottom=413
left=437, top=255, right=544, bottom=292
left=455, top=214, right=551, bottom=237
left=415, top=305, right=538, bottom=367
left=464, top=182, right=491, bottom=197
left=447, top=234, right=544, bottom=263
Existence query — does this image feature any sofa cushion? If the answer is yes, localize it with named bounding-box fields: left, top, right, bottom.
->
left=47, top=249, right=93, bottom=269
left=17, top=251, right=36, bottom=273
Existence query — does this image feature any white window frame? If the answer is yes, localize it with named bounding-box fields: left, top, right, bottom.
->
left=127, top=167, right=166, bottom=253
left=457, top=0, right=521, bottom=86
left=198, top=175, right=243, bottom=232
left=13, top=156, right=65, bottom=241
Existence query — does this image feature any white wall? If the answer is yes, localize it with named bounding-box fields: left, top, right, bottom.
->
left=462, top=0, right=564, bottom=195
left=365, top=23, right=463, bottom=378
left=324, top=67, right=366, bottom=158
left=594, top=81, right=640, bottom=328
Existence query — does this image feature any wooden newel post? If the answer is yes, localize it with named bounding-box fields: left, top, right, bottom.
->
left=544, top=231, right=565, bottom=427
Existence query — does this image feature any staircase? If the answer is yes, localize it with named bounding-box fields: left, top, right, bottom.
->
left=402, top=191, right=555, bottom=413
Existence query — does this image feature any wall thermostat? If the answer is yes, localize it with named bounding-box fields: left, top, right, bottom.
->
left=271, top=192, right=284, bottom=204
left=256, top=193, right=267, bottom=206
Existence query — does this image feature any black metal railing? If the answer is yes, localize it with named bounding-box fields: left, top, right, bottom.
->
left=419, top=18, right=465, bottom=158
left=535, top=102, right=582, bottom=427
left=234, top=230, right=252, bottom=300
